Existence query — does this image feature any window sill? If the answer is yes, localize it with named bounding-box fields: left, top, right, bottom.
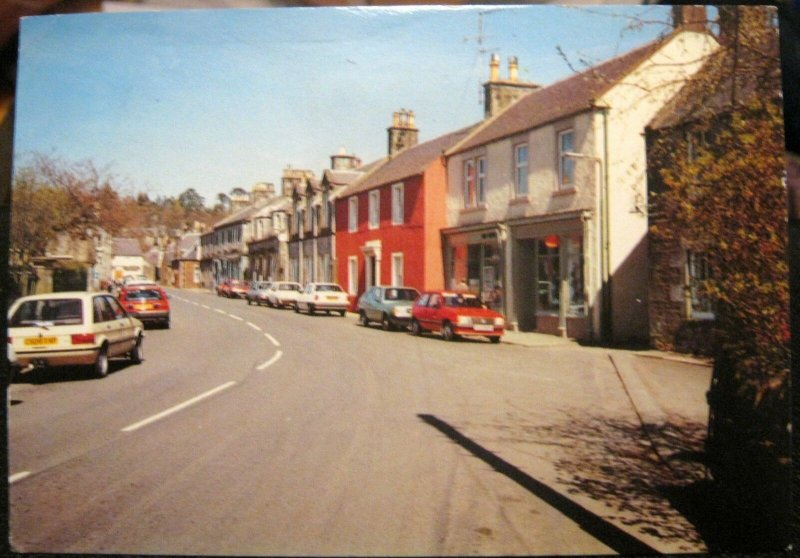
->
left=553, top=187, right=576, bottom=197
left=509, top=196, right=529, bottom=206
left=460, top=205, right=487, bottom=214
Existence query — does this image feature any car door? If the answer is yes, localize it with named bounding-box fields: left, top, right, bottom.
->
left=365, top=287, right=380, bottom=321
left=426, top=294, right=444, bottom=330
left=104, top=295, right=136, bottom=356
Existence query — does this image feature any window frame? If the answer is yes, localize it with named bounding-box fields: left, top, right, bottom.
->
left=368, top=190, right=380, bottom=230
left=347, top=256, right=359, bottom=295
left=391, top=182, right=405, bottom=225
left=558, top=129, right=575, bottom=189
left=348, top=196, right=358, bottom=233
left=391, top=252, right=404, bottom=286
left=476, top=156, right=486, bottom=204
left=463, top=159, right=476, bottom=207
left=514, top=143, right=529, bottom=197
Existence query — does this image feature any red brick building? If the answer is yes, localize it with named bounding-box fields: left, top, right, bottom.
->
left=335, top=110, right=476, bottom=306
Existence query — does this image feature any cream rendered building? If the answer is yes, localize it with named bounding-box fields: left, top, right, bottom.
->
left=443, top=27, right=718, bottom=342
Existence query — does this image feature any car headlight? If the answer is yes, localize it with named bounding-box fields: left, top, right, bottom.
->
left=456, top=315, right=473, bottom=327
left=494, top=317, right=505, bottom=327
left=392, top=306, right=409, bottom=317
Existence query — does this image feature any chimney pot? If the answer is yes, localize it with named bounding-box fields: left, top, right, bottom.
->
left=508, top=56, right=519, bottom=82
left=489, top=53, right=500, bottom=82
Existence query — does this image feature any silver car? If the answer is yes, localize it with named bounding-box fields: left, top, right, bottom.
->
left=357, top=286, right=419, bottom=330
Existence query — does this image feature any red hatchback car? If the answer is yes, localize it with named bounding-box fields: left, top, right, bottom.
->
left=118, top=285, right=171, bottom=328
left=410, top=290, right=505, bottom=343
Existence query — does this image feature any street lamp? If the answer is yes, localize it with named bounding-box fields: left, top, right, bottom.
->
left=563, top=151, right=610, bottom=343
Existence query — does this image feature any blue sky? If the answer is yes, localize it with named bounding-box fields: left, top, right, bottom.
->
left=14, top=4, right=673, bottom=204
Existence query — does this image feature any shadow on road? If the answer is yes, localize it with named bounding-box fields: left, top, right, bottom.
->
left=11, top=361, right=134, bottom=384
left=417, top=413, right=658, bottom=555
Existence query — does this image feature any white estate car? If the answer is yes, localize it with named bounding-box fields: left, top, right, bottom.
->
left=8, top=291, right=144, bottom=379
left=266, top=282, right=302, bottom=309
left=295, top=282, right=349, bottom=316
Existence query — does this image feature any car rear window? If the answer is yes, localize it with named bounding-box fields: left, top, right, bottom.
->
left=126, top=289, right=163, bottom=300
left=316, top=284, right=344, bottom=292
left=385, top=288, right=418, bottom=301
left=279, top=283, right=300, bottom=291
left=9, top=298, right=84, bottom=326
left=444, top=294, right=483, bottom=308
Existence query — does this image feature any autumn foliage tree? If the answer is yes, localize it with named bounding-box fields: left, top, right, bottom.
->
left=647, top=6, right=788, bottom=549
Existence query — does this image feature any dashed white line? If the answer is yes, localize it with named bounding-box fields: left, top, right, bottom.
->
left=228, top=314, right=243, bottom=321
left=214, top=308, right=226, bottom=315
left=201, top=304, right=210, bottom=309
left=122, top=381, right=237, bottom=433
left=264, top=333, right=280, bottom=347
left=9, top=471, right=31, bottom=484
left=247, top=322, right=262, bottom=331
left=257, top=350, right=283, bottom=370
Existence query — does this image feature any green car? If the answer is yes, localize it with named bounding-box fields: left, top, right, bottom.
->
left=357, top=286, right=420, bottom=331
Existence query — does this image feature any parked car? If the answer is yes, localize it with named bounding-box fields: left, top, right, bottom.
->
left=295, top=282, right=349, bottom=316
left=246, top=281, right=272, bottom=306
left=217, top=279, right=248, bottom=298
left=266, top=281, right=302, bottom=309
left=410, top=290, right=505, bottom=343
left=357, top=286, right=420, bottom=330
left=7, top=291, right=144, bottom=378
left=118, top=284, right=171, bottom=328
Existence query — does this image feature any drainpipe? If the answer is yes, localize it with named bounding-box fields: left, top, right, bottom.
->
left=601, top=106, right=612, bottom=343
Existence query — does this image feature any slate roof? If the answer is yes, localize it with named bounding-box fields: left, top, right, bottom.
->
left=212, top=203, right=262, bottom=228
left=113, top=237, right=142, bottom=257
left=448, top=35, right=671, bottom=156
left=648, top=33, right=780, bottom=130
left=340, top=124, right=479, bottom=197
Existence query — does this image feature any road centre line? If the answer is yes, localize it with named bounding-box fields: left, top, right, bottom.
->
left=201, top=304, right=210, bottom=309
left=247, top=322, right=262, bottom=331
left=264, top=333, right=280, bottom=347
left=257, top=350, right=283, bottom=370
left=9, top=471, right=31, bottom=484
left=121, top=381, right=237, bottom=433
left=214, top=308, right=226, bottom=315
left=228, top=314, right=244, bottom=321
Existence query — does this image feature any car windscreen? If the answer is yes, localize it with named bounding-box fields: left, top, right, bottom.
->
left=9, top=298, right=84, bottom=326
left=315, top=284, right=344, bottom=292
left=279, top=283, right=300, bottom=291
left=384, top=288, right=418, bottom=301
left=126, top=289, right=163, bottom=300
left=444, top=295, right=483, bottom=308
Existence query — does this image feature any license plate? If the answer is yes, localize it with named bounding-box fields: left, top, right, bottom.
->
left=326, top=296, right=339, bottom=301
left=473, top=324, right=493, bottom=332
left=24, top=337, right=57, bottom=346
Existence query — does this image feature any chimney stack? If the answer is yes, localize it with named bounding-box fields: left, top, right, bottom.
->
left=483, top=54, right=539, bottom=118
left=387, top=109, right=419, bottom=157
left=671, top=5, right=707, bottom=33
left=330, top=147, right=361, bottom=170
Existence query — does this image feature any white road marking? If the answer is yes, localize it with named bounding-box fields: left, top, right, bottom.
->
left=214, top=308, right=226, bottom=315
left=201, top=304, right=210, bottom=309
left=247, top=322, right=261, bottom=331
left=122, top=381, right=237, bottom=433
left=228, top=314, right=243, bottom=321
left=9, top=471, right=31, bottom=483
left=257, top=350, right=283, bottom=370
left=264, top=333, right=280, bottom=347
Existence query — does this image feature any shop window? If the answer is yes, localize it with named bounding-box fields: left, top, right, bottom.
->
left=537, top=237, right=560, bottom=313
left=566, top=235, right=585, bottom=316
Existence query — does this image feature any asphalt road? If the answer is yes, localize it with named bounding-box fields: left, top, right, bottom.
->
left=7, top=288, right=710, bottom=555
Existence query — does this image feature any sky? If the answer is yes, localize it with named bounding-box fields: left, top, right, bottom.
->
left=14, top=4, right=674, bottom=204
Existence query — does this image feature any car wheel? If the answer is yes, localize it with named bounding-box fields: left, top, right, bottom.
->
left=381, top=313, right=393, bottom=331
left=489, top=336, right=501, bottom=344
left=410, top=319, right=422, bottom=336
left=93, top=345, right=109, bottom=378
left=339, top=310, right=346, bottom=317
left=130, top=334, right=144, bottom=364
left=359, top=311, right=369, bottom=326
left=442, top=321, right=456, bottom=342
left=308, top=304, right=315, bottom=316
left=164, top=318, right=171, bottom=329
left=294, top=304, right=300, bottom=313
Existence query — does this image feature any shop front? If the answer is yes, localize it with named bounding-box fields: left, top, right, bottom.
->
left=509, top=211, right=593, bottom=339
left=442, top=224, right=506, bottom=315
